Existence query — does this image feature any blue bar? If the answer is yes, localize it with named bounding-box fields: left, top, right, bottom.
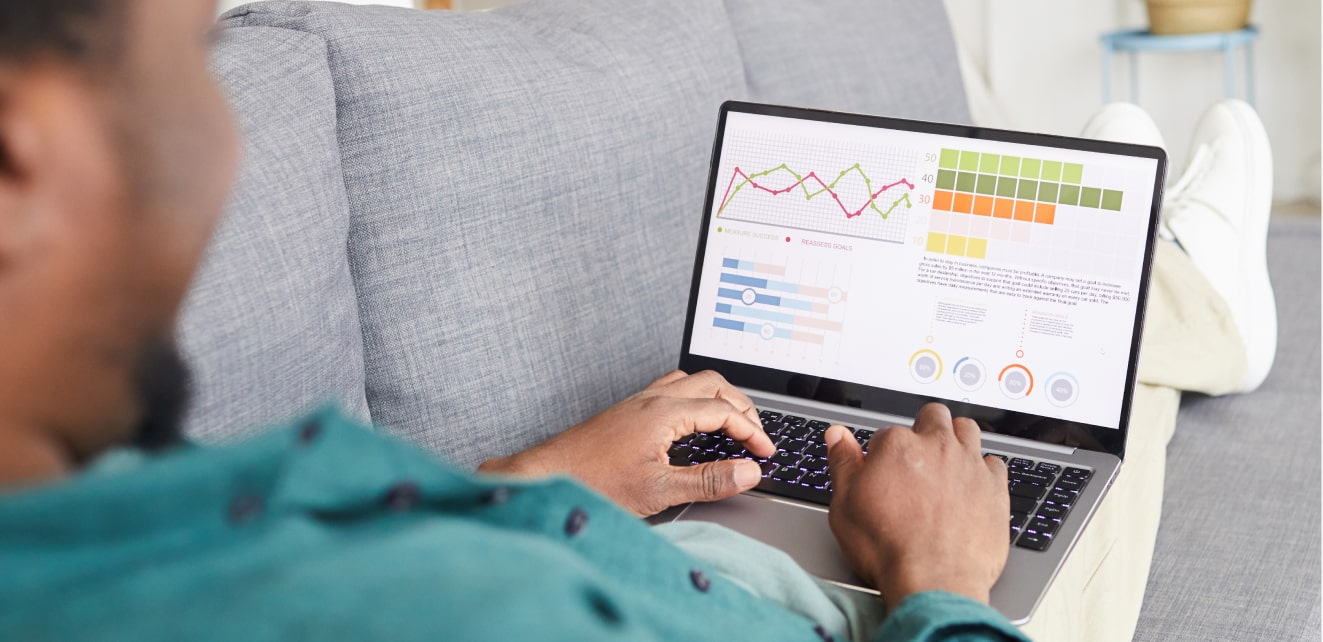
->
left=777, top=298, right=814, bottom=311
left=765, top=280, right=799, bottom=294
left=727, top=306, right=795, bottom=324
left=713, top=317, right=745, bottom=332
left=720, top=273, right=767, bottom=288
left=715, top=303, right=732, bottom=314
left=716, top=288, right=744, bottom=301
left=753, top=293, right=781, bottom=306
left=722, top=257, right=740, bottom=269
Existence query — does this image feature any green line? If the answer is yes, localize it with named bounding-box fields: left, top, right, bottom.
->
left=717, top=163, right=911, bottom=220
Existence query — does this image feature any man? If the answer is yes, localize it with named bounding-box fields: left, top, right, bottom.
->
left=0, top=1, right=1023, bottom=640
left=0, top=1, right=1277, bottom=641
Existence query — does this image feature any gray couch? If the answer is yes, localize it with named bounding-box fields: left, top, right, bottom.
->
left=188, top=1, right=1320, bottom=638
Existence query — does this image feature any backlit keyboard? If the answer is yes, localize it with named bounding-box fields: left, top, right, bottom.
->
left=667, top=409, right=1092, bottom=552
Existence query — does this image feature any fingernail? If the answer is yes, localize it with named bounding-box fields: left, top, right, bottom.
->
left=733, top=461, right=761, bottom=489
left=824, top=425, right=844, bottom=447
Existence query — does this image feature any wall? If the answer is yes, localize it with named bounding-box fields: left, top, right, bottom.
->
left=946, top=0, right=1321, bottom=205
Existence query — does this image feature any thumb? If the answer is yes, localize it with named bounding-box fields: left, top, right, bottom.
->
left=825, top=425, right=864, bottom=496
left=666, top=458, right=763, bottom=504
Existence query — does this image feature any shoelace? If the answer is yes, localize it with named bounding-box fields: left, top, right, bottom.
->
left=1159, top=142, right=1224, bottom=242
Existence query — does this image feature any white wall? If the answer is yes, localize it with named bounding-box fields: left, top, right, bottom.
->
left=946, top=0, right=1321, bottom=205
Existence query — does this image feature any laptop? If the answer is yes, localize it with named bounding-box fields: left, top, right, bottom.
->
left=656, top=101, right=1167, bottom=624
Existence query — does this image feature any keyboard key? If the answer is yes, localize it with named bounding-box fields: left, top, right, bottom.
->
left=777, top=438, right=806, bottom=454
left=771, top=451, right=803, bottom=468
left=676, top=433, right=698, bottom=446
left=1010, top=511, right=1030, bottom=529
left=1063, top=467, right=1092, bottom=481
left=805, top=443, right=828, bottom=459
left=1045, top=490, right=1076, bottom=508
left=758, top=461, right=777, bottom=477
left=802, top=472, right=830, bottom=489
left=1055, top=478, right=1085, bottom=492
left=781, top=423, right=811, bottom=440
left=717, top=441, right=745, bottom=457
left=1036, top=503, right=1068, bottom=521
left=1008, top=482, right=1048, bottom=500
left=771, top=466, right=805, bottom=483
left=992, top=454, right=1009, bottom=463
left=800, top=456, right=828, bottom=473
left=782, top=415, right=807, bottom=426
left=688, top=449, right=720, bottom=464
left=1009, top=457, right=1035, bottom=470
left=1035, top=462, right=1062, bottom=475
left=1010, top=495, right=1039, bottom=514
left=1027, top=518, right=1060, bottom=536
left=1010, top=470, right=1054, bottom=486
left=691, top=433, right=719, bottom=449
left=759, top=411, right=783, bottom=423
left=1016, top=531, right=1051, bottom=551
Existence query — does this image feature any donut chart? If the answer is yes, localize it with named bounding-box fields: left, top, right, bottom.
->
left=997, top=363, right=1034, bottom=399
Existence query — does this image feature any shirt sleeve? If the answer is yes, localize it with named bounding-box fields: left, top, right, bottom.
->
left=870, top=591, right=1032, bottom=642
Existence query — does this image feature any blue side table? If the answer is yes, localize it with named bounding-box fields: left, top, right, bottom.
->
left=1100, top=26, right=1258, bottom=106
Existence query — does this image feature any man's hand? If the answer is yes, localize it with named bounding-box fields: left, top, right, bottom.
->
left=477, top=370, right=775, bottom=517
left=825, top=402, right=1010, bottom=606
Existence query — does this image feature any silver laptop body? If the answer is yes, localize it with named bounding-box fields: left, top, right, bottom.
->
left=657, top=102, right=1167, bottom=624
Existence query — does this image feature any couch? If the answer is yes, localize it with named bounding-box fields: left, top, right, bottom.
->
left=185, top=1, right=1321, bottom=639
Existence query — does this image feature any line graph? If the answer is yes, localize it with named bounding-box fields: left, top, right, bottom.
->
left=715, top=133, right=918, bottom=243
left=717, top=164, right=915, bottom=220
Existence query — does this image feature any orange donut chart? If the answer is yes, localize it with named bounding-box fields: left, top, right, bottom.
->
left=997, top=363, right=1034, bottom=395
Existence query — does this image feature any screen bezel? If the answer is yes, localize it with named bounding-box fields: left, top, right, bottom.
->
left=678, top=101, right=1167, bottom=460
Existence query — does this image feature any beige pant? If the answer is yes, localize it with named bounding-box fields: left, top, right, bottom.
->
left=660, top=241, right=1248, bottom=642
left=1021, top=240, right=1245, bottom=642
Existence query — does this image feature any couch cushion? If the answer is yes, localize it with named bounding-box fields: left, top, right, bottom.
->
left=179, top=25, right=370, bottom=443
left=723, top=0, right=971, bottom=124
left=218, top=0, right=970, bottom=468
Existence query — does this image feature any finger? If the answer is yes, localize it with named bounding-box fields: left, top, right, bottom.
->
left=644, top=369, right=689, bottom=391
left=664, top=397, right=774, bottom=457
left=824, top=425, right=863, bottom=498
left=658, top=370, right=760, bottom=426
left=984, top=453, right=1008, bottom=481
left=952, top=417, right=983, bottom=455
left=664, top=459, right=763, bottom=504
left=911, top=402, right=955, bottom=439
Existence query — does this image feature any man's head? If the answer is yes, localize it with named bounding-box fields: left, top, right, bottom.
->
left=0, top=0, right=235, bottom=476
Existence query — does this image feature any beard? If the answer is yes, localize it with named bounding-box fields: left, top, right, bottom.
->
left=129, top=337, right=192, bottom=452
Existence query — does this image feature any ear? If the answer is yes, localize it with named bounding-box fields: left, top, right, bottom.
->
left=0, top=64, right=121, bottom=268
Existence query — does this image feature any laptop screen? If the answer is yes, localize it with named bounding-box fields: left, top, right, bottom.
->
left=680, top=103, right=1165, bottom=457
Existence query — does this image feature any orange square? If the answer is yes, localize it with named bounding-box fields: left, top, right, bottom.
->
left=933, top=190, right=954, bottom=211
left=1034, top=202, right=1056, bottom=225
left=953, top=192, right=974, bottom=214
left=993, top=198, right=1014, bottom=219
left=1013, top=200, right=1035, bottom=222
left=973, top=195, right=994, bottom=216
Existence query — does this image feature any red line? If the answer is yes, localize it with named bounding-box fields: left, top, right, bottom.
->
left=721, top=167, right=914, bottom=219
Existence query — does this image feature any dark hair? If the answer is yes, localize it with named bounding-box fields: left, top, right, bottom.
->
left=0, top=0, right=121, bottom=65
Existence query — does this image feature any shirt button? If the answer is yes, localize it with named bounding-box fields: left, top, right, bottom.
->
left=689, top=569, right=711, bottom=593
left=227, top=494, right=264, bottom=525
left=485, top=486, right=512, bottom=505
left=564, top=507, right=589, bottom=537
left=297, top=421, right=321, bottom=445
left=382, top=481, right=421, bottom=511
left=814, top=624, right=834, bottom=641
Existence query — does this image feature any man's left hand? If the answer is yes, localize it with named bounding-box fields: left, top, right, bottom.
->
left=478, top=370, right=775, bottom=517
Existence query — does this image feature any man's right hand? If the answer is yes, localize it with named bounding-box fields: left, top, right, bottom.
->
left=825, top=402, right=1010, bottom=606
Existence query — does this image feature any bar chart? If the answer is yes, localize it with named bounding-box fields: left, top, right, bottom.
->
left=710, top=256, right=847, bottom=349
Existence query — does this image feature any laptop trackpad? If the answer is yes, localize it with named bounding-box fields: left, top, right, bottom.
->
left=675, top=492, right=871, bottom=592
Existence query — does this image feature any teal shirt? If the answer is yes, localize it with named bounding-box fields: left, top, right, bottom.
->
left=0, top=408, right=1029, bottom=641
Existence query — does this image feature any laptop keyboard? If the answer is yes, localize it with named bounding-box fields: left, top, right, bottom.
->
left=667, top=409, right=1093, bottom=553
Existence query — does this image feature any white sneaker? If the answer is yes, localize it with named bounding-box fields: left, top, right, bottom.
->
left=1161, top=99, right=1277, bottom=392
left=1079, top=102, right=1168, bottom=150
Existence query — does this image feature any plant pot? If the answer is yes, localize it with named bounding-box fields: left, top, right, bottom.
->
left=1145, top=0, right=1252, bottom=35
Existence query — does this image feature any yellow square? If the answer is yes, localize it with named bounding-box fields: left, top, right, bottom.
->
left=926, top=232, right=947, bottom=253
left=946, top=235, right=967, bottom=256
left=966, top=237, right=988, bottom=259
